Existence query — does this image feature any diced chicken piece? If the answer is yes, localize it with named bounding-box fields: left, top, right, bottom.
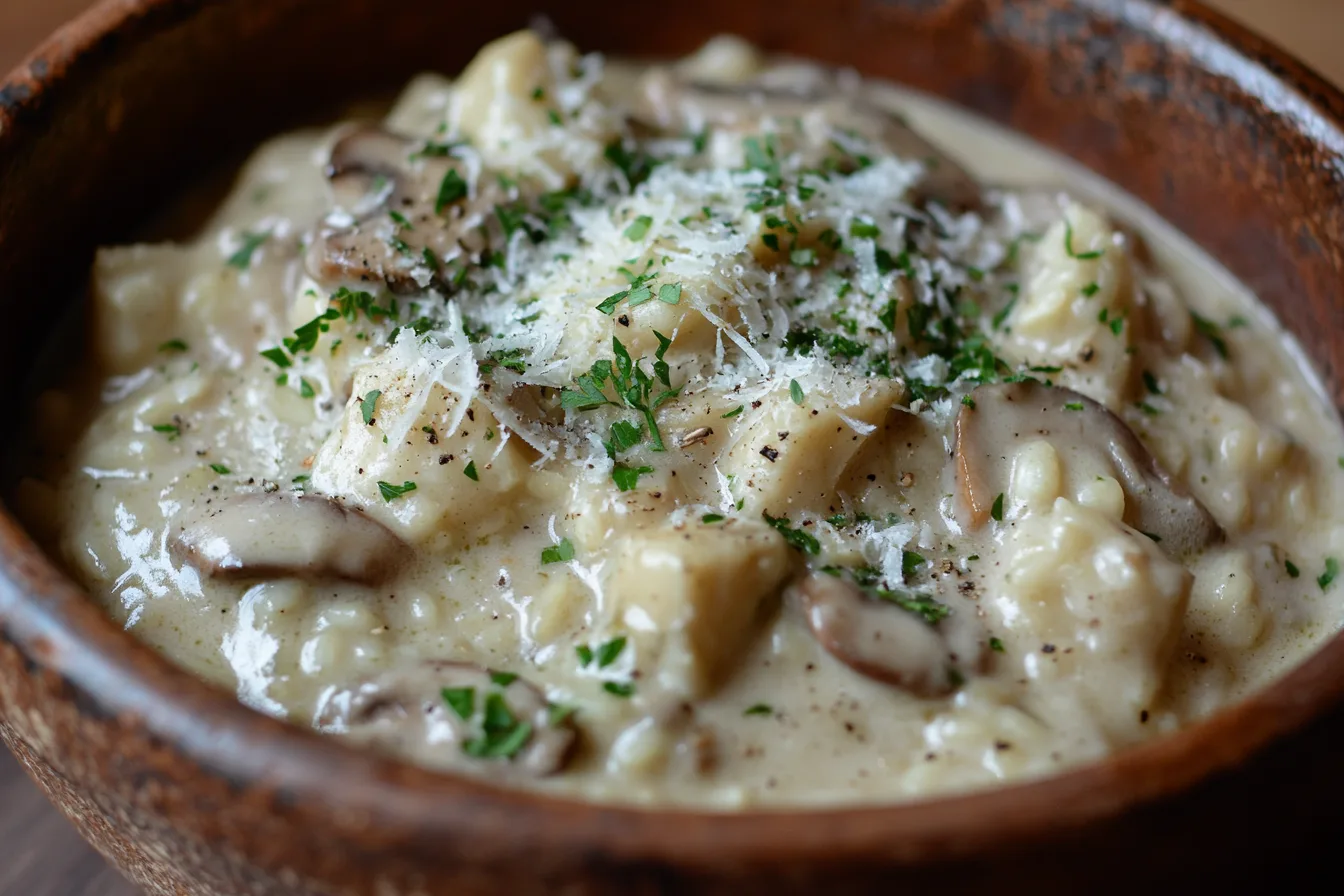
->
left=606, top=520, right=793, bottom=698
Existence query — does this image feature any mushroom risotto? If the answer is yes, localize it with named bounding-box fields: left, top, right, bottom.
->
left=15, top=30, right=1344, bottom=806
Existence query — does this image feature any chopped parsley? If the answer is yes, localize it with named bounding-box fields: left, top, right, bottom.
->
left=360, top=390, right=381, bottom=426
left=1319, top=557, right=1339, bottom=591
left=377, top=480, right=417, bottom=502
left=541, top=538, right=575, bottom=565
left=623, top=215, right=653, bottom=240
left=602, top=681, right=635, bottom=698
left=595, top=636, right=627, bottom=669
left=961, top=395, right=976, bottom=409
left=463, top=461, right=479, bottom=481
left=702, top=513, right=725, bottom=524
left=226, top=231, right=269, bottom=269
left=1063, top=402, right=1084, bottom=411
left=657, top=282, right=682, bottom=305
left=442, top=687, right=475, bottom=720
left=1142, top=370, right=1162, bottom=395
left=158, top=339, right=188, bottom=353
left=298, top=377, right=315, bottom=399
left=721, top=405, right=744, bottom=419
left=1191, top=311, right=1229, bottom=359
left=208, top=463, right=230, bottom=475
left=1063, top=219, right=1103, bottom=260
left=1285, top=559, right=1301, bottom=579
left=575, top=645, right=594, bottom=667
left=789, top=379, right=805, bottom=405
left=612, top=463, right=654, bottom=491
left=463, top=692, right=533, bottom=760
left=489, top=671, right=518, bottom=687
left=152, top=422, right=181, bottom=440
left=990, top=493, right=1005, bottom=522
left=1080, top=282, right=1101, bottom=297
left=762, top=511, right=821, bottom=555
left=743, top=703, right=773, bottom=717
left=876, top=589, right=952, bottom=625
left=435, top=169, right=468, bottom=213
left=989, top=637, right=1005, bottom=653
left=901, top=550, right=925, bottom=579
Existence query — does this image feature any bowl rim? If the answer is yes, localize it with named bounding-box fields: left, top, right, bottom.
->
left=3, top=0, right=1344, bottom=869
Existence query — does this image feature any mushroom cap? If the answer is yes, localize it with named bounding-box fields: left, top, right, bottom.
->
left=317, top=660, right=576, bottom=777
left=954, top=380, right=1223, bottom=557
left=789, top=572, right=984, bottom=698
left=307, top=125, right=490, bottom=294
left=173, top=493, right=410, bottom=585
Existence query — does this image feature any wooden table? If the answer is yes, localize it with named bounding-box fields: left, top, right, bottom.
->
left=1, top=1, right=1341, bottom=893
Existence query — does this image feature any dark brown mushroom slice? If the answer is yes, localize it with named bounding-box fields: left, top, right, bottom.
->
left=954, top=380, right=1223, bottom=557
left=318, top=660, right=576, bottom=777
left=789, top=572, right=986, bottom=697
left=636, top=74, right=980, bottom=211
left=173, top=493, right=409, bottom=585
left=308, top=125, right=491, bottom=294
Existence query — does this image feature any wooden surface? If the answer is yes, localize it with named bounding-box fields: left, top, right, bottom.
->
left=0, top=1, right=1342, bottom=894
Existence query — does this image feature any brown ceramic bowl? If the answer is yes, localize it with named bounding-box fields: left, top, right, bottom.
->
left=4, top=1, right=1344, bottom=892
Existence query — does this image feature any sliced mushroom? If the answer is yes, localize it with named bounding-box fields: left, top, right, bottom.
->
left=954, top=381, right=1222, bottom=556
left=317, top=660, right=576, bottom=777
left=307, top=125, right=493, bottom=294
left=173, top=493, right=409, bottom=584
left=636, top=71, right=980, bottom=211
left=789, top=572, right=986, bottom=697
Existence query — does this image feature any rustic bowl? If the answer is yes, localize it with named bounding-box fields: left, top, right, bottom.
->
left=3, top=0, right=1344, bottom=892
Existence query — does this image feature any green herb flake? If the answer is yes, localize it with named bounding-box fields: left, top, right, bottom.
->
left=442, top=687, right=475, bottom=720
left=360, top=390, right=381, bottom=426
left=158, top=339, right=189, bottom=353
left=1063, top=402, right=1084, bottom=411
left=623, top=215, right=653, bottom=240
left=541, top=537, right=575, bottom=565
left=961, top=395, right=976, bottom=409
left=1191, top=311, right=1229, bottom=359
left=876, top=589, right=952, bottom=625
left=208, top=463, right=230, bottom=475
left=463, top=461, right=480, bottom=482
left=990, top=493, right=1005, bottom=522
left=1319, top=557, right=1339, bottom=591
left=848, top=220, right=880, bottom=239
left=612, top=463, right=654, bottom=491
left=1080, top=282, right=1101, bottom=298
left=435, top=169, right=468, bottom=214
left=489, top=671, right=519, bottom=687
left=227, top=231, right=270, bottom=269
left=743, top=703, right=773, bottom=717
left=1063, top=219, right=1103, bottom=260
left=260, top=347, right=292, bottom=369
left=603, top=681, right=635, bottom=698
left=152, top=422, right=181, bottom=440
left=299, top=377, right=316, bottom=399
left=722, top=405, right=744, bottom=419
left=762, top=511, right=821, bottom=555
left=702, top=513, right=725, bottom=524
left=1142, top=370, right=1162, bottom=395
left=989, top=637, right=1005, bottom=653
left=377, top=480, right=418, bottom=502
left=576, top=645, right=594, bottom=667
left=657, top=282, right=682, bottom=305
left=595, top=637, right=627, bottom=669
left=789, top=379, right=804, bottom=405
left=901, top=550, right=925, bottom=579
left=1285, top=559, right=1301, bottom=579
left=463, top=692, right=533, bottom=760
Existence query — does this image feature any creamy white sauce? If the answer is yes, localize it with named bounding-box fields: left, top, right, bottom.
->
left=14, top=32, right=1344, bottom=808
